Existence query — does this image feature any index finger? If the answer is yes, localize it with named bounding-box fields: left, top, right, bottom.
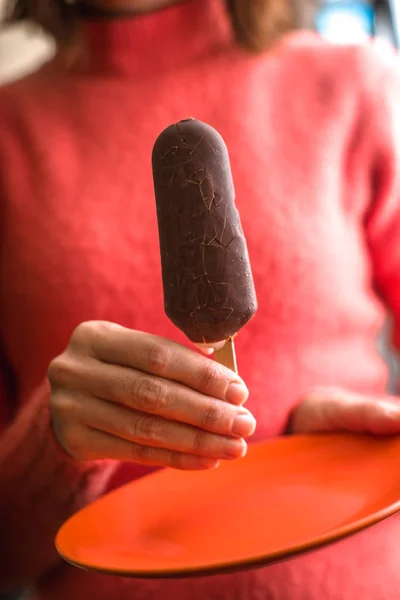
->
left=73, top=321, right=249, bottom=405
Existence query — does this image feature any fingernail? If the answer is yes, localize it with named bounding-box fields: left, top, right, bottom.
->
left=224, top=438, right=247, bottom=458
left=200, top=458, right=220, bottom=469
left=195, top=342, right=226, bottom=355
left=226, top=381, right=249, bottom=405
left=195, top=344, right=215, bottom=355
left=232, top=412, right=257, bottom=437
left=380, top=400, right=400, bottom=419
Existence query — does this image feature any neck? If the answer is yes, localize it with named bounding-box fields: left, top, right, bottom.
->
left=66, top=0, right=232, bottom=76
left=77, top=0, right=183, bottom=17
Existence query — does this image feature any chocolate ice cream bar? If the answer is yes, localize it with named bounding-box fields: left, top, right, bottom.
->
left=152, top=118, right=257, bottom=353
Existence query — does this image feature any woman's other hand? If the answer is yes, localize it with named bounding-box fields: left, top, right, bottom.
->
left=289, top=388, right=400, bottom=436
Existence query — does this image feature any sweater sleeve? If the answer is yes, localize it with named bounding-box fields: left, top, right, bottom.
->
left=0, top=373, right=118, bottom=592
left=362, top=49, right=400, bottom=349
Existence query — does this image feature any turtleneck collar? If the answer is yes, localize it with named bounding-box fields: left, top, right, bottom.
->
left=71, top=0, right=232, bottom=76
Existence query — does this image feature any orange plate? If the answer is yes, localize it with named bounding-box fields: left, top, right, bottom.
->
left=56, top=433, right=400, bottom=578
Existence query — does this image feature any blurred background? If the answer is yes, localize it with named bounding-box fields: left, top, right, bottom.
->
left=0, top=0, right=54, bottom=84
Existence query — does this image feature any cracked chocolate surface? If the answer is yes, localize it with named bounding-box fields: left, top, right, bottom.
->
left=152, top=119, right=257, bottom=343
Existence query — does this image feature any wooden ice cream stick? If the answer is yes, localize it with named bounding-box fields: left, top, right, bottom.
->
left=213, top=337, right=238, bottom=374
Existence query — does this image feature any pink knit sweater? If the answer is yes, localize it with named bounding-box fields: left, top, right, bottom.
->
left=1, top=1, right=400, bottom=598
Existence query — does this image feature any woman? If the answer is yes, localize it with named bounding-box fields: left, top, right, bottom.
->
left=1, top=0, right=400, bottom=598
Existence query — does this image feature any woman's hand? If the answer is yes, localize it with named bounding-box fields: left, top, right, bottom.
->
left=289, top=388, right=400, bottom=435
left=48, top=321, right=256, bottom=470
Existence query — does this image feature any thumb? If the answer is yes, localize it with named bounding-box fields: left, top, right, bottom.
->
left=289, top=388, right=400, bottom=436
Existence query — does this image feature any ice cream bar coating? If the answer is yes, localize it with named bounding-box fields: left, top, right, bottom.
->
left=152, top=119, right=257, bottom=344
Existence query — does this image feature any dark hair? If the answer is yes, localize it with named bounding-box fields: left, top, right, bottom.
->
left=227, top=0, right=296, bottom=51
left=5, top=0, right=302, bottom=52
